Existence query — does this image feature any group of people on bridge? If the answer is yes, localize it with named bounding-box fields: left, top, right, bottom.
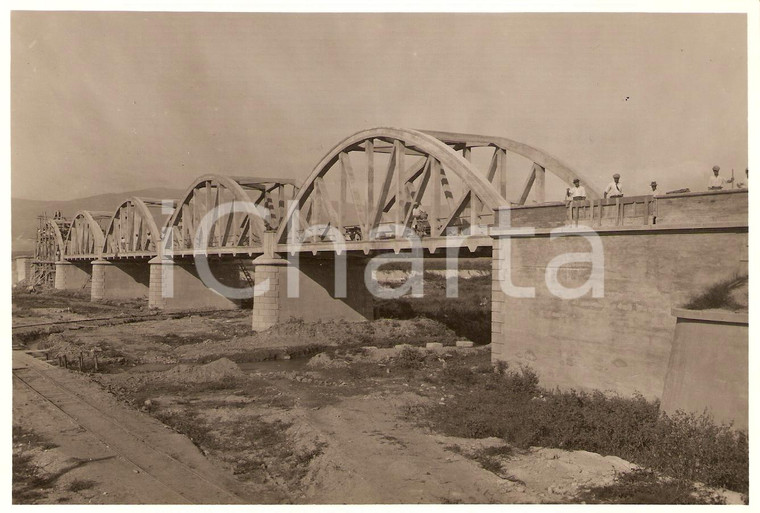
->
left=565, top=165, right=748, bottom=204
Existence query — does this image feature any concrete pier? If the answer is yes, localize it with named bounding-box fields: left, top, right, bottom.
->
left=91, top=259, right=150, bottom=301
left=251, top=254, right=374, bottom=331
left=54, top=261, right=92, bottom=291
left=148, top=256, right=249, bottom=311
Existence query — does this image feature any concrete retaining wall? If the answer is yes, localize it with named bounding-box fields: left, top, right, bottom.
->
left=491, top=190, right=747, bottom=399
left=660, top=308, right=748, bottom=430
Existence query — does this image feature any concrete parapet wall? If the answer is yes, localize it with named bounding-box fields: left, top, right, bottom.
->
left=660, top=308, right=748, bottom=430
left=506, top=189, right=747, bottom=230
left=491, top=226, right=748, bottom=399
left=655, top=189, right=747, bottom=226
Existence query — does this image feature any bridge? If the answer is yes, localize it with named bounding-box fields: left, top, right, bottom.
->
left=46, top=128, right=598, bottom=263
left=31, top=125, right=748, bottom=424
left=44, top=126, right=595, bottom=315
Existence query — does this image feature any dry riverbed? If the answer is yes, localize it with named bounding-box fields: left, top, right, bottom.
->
left=12, top=290, right=744, bottom=504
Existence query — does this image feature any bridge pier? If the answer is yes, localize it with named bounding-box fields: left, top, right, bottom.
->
left=251, top=254, right=374, bottom=331
left=148, top=257, right=249, bottom=311
left=54, top=261, right=92, bottom=291
left=91, top=259, right=150, bottom=301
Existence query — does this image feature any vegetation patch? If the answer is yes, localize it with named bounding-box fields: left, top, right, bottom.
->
left=12, top=426, right=59, bottom=504
left=374, top=274, right=491, bottom=344
left=683, top=274, right=748, bottom=311
left=576, top=469, right=725, bottom=504
left=472, top=445, right=516, bottom=474
left=67, top=479, right=97, bottom=493
left=412, top=358, right=747, bottom=494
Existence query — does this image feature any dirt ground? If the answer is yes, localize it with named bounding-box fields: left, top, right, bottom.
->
left=11, top=288, right=742, bottom=505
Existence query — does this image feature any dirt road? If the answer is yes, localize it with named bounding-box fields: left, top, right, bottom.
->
left=12, top=351, right=275, bottom=504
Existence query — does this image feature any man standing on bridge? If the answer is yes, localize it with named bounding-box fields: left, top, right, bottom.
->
left=708, top=165, right=733, bottom=190
left=604, top=173, right=623, bottom=199
left=567, top=178, right=587, bottom=224
left=569, top=178, right=587, bottom=200
left=604, top=173, right=624, bottom=225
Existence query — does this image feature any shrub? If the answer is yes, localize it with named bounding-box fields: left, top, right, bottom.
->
left=577, top=469, right=725, bottom=504
left=683, top=274, right=747, bottom=310
left=420, top=366, right=748, bottom=494
left=393, top=347, right=426, bottom=370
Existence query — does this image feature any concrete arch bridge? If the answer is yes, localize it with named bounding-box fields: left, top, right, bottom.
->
left=39, top=126, right=748, bottom=411
left=48, top=127, right=595, bottom=310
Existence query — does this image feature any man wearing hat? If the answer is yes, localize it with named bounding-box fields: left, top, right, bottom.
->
left=604, top=173, right=623, bottom=198
left=650, top=181, right=658, bottom=193
left=569, top=178, right=587, bottom=200
left=708, top=165, right=733, bottom=190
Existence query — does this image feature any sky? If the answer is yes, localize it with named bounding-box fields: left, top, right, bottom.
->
left=10, top=11, right=748, bottom=202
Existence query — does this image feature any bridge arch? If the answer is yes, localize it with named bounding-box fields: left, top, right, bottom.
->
left=165, top=174, right=299, bottom=253
left=64, top=210, right=110, bottom=259
left=275, top=127, right=593, bottom=244
left=102, top=197, right=165, bottom=258
left=420, top=130, right=601, bottom=201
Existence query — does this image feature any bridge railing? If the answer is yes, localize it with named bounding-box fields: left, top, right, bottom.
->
left=566, top=195, right=656, bottom=227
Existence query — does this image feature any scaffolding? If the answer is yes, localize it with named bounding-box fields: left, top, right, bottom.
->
left=31, top=213, right=71, bottom=289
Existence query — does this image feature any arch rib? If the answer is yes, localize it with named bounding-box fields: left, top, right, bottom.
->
left=275, top=127, right=509, bottom=244
left=165, top=174, right=271, bottom=253
left=64, top=210, right=108, bottom=258
left=102, top=197, right=163, bottom=257
left=421, top=129, right=602, bottom=199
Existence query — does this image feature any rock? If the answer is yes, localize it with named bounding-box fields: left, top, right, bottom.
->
left=456, top=340, right=474, bottom=348
left=426, top=342, right=443, bottom=349
left=307, top=352, right=349, bottom=369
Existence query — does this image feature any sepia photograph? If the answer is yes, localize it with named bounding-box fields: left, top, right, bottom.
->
left=8, top=2, right=755, bottom=506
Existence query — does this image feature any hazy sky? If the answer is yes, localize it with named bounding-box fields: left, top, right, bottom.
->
left=11, top=12, right=748, bottom=201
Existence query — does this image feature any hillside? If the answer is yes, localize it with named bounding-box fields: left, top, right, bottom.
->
left=11, top=187, right=184, bottom=256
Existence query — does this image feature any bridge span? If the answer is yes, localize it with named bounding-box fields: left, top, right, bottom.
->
left=32, top=127, right=748, bottom=419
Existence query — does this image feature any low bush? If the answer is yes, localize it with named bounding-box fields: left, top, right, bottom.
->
left=576, top=469, right=725, bottom=504
left=420, top=362, right=748, bottom=494
left=683, top=274, right=747, bottom=310
left=393, top=347, right=426, bottom=370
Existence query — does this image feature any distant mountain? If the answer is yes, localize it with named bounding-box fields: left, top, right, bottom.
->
left=11, top=187, right=185, bottom=257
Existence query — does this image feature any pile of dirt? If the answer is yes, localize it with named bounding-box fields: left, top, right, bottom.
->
left=39, top=333, right=94, bottom=358
left=157, top=358, right=244, bottom=383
